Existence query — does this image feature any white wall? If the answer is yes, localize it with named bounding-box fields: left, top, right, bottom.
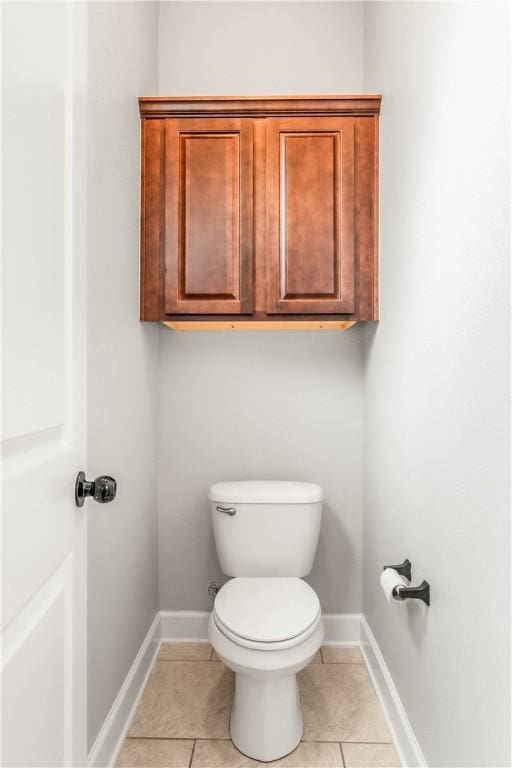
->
left=159, top=332, right=364, bottom=612
left=86, top=2, right=160, bottom=750
left=363, top=3, right=510, bottom=766
left=157, top=1, right=366, bottom=613
left=158, top=1, right=364, bottom=95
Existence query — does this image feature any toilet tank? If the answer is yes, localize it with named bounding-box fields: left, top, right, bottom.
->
left=209, top=481, right=323, bottom=577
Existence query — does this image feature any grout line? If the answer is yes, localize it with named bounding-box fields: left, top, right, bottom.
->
left=157, top=657, right=362, bottom=665
left=124, top=736, right=394, bottom=745
left=156, top=658, right=216, bottom=663
left=188, top=739, right=197, bottom=768
left=301, top=739, right=394, bottom=745
left=124, top=736, right=196, bottom=742
left=339, top=742, right=346, bottom=768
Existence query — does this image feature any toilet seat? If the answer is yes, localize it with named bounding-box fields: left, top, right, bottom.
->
left=213, top=577, right=321, bottom=651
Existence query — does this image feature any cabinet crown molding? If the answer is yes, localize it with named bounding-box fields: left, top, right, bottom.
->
left=139, top=94, right=382, bottom=118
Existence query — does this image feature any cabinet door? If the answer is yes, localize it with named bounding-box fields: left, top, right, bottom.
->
left=164, top=118, right=253, bottom=314
left=266, top=117, right=355, bottom=314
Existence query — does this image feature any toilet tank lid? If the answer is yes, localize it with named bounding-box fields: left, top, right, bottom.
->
left=208, top=480, right=324, bottom=504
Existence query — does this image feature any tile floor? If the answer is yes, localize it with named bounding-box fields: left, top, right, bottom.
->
left=116, top=642, right=400, bottom=768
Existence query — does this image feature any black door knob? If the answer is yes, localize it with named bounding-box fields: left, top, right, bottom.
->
left=75, top=471, right=117, bottom=507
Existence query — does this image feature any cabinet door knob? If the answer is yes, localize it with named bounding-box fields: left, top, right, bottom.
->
left=75, top=471, right=117, bottom=507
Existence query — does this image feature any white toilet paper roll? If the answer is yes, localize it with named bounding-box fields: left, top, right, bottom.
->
left=380, top=568, right=409, bottom=602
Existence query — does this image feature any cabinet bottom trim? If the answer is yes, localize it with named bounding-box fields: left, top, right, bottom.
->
left=162, top=320, right=357, bottom=331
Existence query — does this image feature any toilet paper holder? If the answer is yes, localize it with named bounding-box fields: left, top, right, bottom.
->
left=383, top=557, right=412, bottom=581
left=382, top=558, right=430, bottom=606
left=393, top=579, right=430, bottom=606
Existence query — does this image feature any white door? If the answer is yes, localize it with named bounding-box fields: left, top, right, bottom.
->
left=2, top=3, right=88, bottom=765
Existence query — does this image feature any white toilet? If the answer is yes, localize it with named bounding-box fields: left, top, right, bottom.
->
left=207, top=480, right=324, bottom=762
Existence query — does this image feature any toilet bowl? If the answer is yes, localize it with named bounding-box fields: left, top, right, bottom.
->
left=208, top=480, right=324, bottom=762
left=208, top=577, right=324, bottom=762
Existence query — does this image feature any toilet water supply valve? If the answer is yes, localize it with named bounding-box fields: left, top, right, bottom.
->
left=381, top=558, right=430, bottom=605
left=209, top=581, right=221, bottom=600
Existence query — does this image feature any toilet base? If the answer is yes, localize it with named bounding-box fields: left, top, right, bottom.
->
left=230, top=672, right=303, bottom=762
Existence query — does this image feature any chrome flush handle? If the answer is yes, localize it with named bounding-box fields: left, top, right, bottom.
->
left=216, top=505, right=236, bottom=516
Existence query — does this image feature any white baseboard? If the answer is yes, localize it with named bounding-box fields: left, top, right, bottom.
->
left=87, top=612, right=161, bottom=768
left=88, top=610, right=426, bottom=768
left=322, top=612, right=362, bottom=643
left=360, top=615, right=427, bottom=768
left=160, top=609, right=210, bottom=640
left=159, top=610, right=363, bottom=644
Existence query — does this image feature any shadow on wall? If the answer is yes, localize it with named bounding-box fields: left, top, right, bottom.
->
left=406, top=602, right=429, bottom=653
left=307, top=501, right=359, bottom=614
left=362, top=322, right=430, bottom=653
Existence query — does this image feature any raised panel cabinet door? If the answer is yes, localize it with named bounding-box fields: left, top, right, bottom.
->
left=164, top=118, right=253, bottom=314
left=266, top=117, right=355, bottom=314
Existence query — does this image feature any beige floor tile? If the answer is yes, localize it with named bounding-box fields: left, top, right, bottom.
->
left=299, top=664, right=391, bottom=743
left=342, top=743, right=401, bottom=768
left=321, top=646, right=363, bottom=664
left=192, top=739, right=343, bottom=767
left=211, top=649, right=223, bottom=662
left=128, top=660, right=234, bottom=738
left=159, top=641, right=212, bottom=661
left=115, top=738, right=194, bottom=767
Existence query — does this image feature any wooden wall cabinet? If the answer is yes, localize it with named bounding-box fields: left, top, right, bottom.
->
left=139, top=96, right=381, bottom=330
